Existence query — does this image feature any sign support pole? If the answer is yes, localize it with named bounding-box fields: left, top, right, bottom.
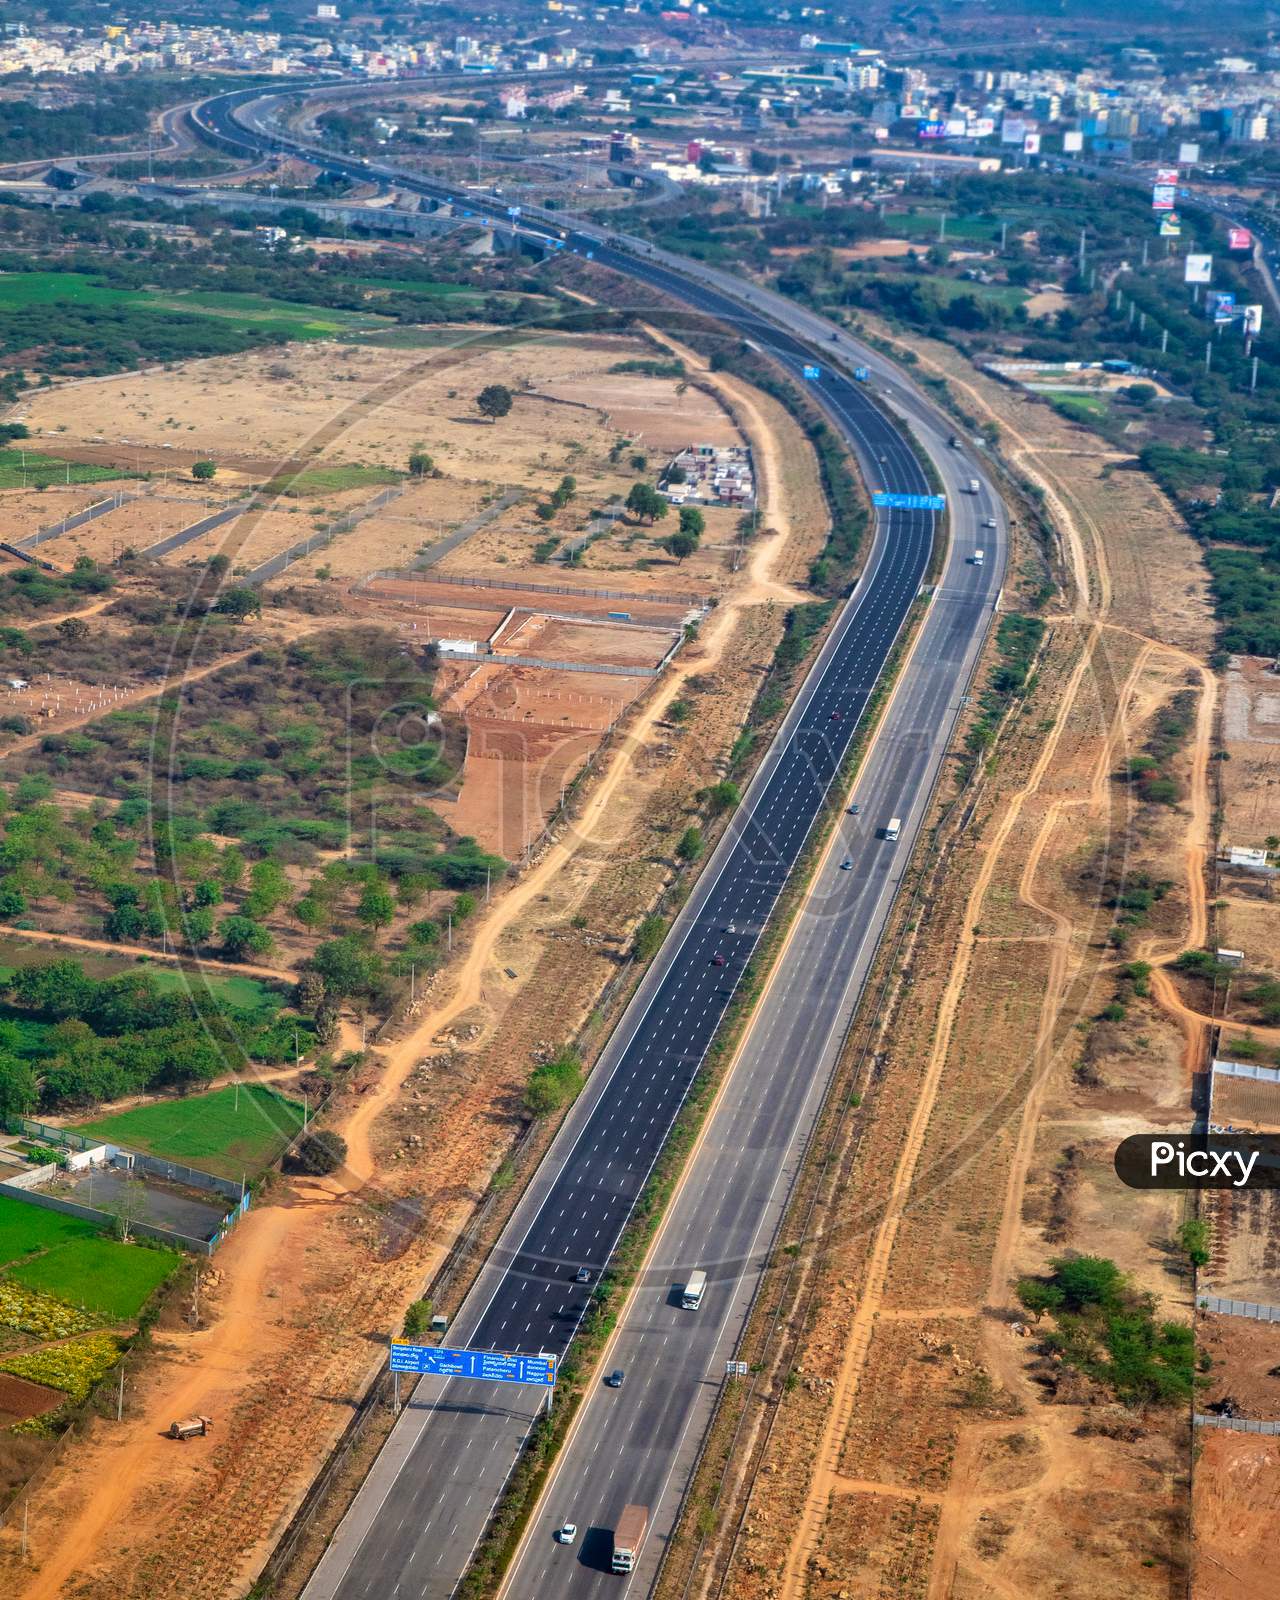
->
left=394, top=1370, right=401, bottom=1415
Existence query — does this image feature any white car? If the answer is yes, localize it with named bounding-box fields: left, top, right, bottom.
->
left=556, top=1523, right=577, bottom=1545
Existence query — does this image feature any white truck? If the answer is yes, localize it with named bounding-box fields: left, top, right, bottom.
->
left=884, top=818, right=902, bottom=842
left=612, top=1503, right=649, bottom=1573
left=971, top=549, right=985, bottom=567
left=681, top=1270, right=707, bottom=1310
left=965, top=478, right=980, bottom=494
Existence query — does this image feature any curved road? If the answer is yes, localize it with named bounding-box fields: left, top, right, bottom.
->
left=190, top=80, right=1008, bottom=1600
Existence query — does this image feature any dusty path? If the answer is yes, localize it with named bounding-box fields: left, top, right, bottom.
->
left=0, top=922, right=291, bottom=982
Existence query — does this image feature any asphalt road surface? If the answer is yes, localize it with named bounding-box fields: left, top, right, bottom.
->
left=192, top=82, right=1006, bottom=1600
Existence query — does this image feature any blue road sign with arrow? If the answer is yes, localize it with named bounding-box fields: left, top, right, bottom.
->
left=389, top=1344, right=557, bottom=1386
left=873, top=492, right=946, bottom=511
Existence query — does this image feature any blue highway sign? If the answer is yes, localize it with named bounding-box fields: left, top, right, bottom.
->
left=873, top=492, right=946, bottom=511
left=389, top=1343, right=558, bottom=1386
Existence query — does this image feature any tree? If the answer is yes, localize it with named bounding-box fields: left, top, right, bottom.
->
left=0, top=1052, right=38, bottom=1120
left=311, top=935, right=381, bottom=999
left=704, top=780, right=741, bottom=814
left=626, top=482, right=668, bottom=524
left=524, top=1048, right=583, bottom=1117
left=1015, top=1277, right=1065, bottom=1322
left=184, top=907, right=215, bottom=949
left=285, top=1128, right=348, bottom=1176
left=551, top=474, right=576, bottom=508
left=0, top=880, right=26, bottom=919
left=293, top=971, right=326, bottom=1014
left=408, top=449, right=434, bottom=477
left=218, top=915, right=273, bottom=961
left=676, top=826, right=704, bottom=863
left=192, top=459, right=218, bottom=482
left=476, top=383, right=513, bottom=423
left=678, top=505, right=705, bottom=539
left=662, top=532, right=698, bottom=562
left=213, top=587, right=262, bottom=622
left=243, top=859, right=289, bottom=919
left=57, top=617, right=89, bottom=642
left=357, top=879, right=396, bottom=932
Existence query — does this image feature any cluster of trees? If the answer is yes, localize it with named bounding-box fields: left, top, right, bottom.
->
left=534, top=474, right=576, bottom=523
left=1016, top=1254, right=1194, bottom=1407
left=0, top=958, right=308, bottom=1117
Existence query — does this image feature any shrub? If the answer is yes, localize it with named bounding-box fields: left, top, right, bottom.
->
left=284, top=1128, right=348, bottom=1176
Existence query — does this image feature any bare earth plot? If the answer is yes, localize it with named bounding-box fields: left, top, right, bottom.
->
left=704, top=329, right=1222, bottom=1600
left=0, top=332, right=832, bottom=1600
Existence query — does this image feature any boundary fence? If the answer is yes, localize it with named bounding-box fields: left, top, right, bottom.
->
left=357, top=567, right=708, bottom=609
left=1194, top=1413, right=1280, bottom=1435
left=1200, top=1292, right=1280, bottom=1323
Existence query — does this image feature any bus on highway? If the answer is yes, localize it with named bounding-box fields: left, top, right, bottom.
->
left=681, top=1271, right=707, bottom=1310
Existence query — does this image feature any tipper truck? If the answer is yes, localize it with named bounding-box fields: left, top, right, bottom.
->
left=612, top=1504, right=649, bottom=1573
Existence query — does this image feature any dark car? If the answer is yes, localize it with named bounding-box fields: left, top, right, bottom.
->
left=606, top=1369, right=625, bottom=1388
left=712, top=953, right=726, bottom=967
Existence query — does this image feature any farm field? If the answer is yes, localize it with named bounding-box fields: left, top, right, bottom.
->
left=0, top=272, right=388, bottom=343
left=8, top=1238, right=177, bottom=1323
left=0, top=1196, right=96, bottom=1268
left=71, top=1084, right=306, bottom=1180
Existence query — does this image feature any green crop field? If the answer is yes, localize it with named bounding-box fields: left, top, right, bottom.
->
left=0, top=271, right=390, bottom=345
left=890, top=211, right=1004, bottom=242
left=8, top=1236, right=177, bottom=1321
left=265, top=463, right=402, bottom=498
left=0, top=1194, right=99, bottom=1268
left=355, top=276, right=481, bottom=298
left=142, top=967, right=283, bottom=1014
left=72, top=1082, right=306, bottom=1179
left=0, top=447, right=123, bottom=492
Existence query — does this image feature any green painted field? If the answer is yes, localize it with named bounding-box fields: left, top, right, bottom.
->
left=8, top=1237, right=177, bottom=1321
left=73, top=1082, right=306, bottom=1179
left=0, top=1194, right=98, bottom=1268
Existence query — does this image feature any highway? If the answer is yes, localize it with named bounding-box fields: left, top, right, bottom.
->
left=191, top=81, right=1007, bottom=1599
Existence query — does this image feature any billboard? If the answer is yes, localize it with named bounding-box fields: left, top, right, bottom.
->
left=1206, top=290, right=1236, bottom=323
left=1228, top=226, right=1254, bottom=252
left=1178, top=141, right=1200, bottom=165
left=1063, top=129, right=1084, bottom=153
left=1000, top=117, right=1027, bottom=144
left=917, top=120, right=947, bottom=139
left=1154, top=167, right=1179, bottom=186
left=1159, top=213, right=1182, bottom=237
left=944, top=117, right=968, bottom=138
left=1151, top=183, right=1176, bottom=211
left=966, top=116, right=995, bottom=138
left=1024, top=132, right=1041, bottom=154
left=1244, top=304, right=1264, bottom=335
left=1184, top=253, right=1213, bottom=283
left=389, top=1344, right=558, bottom=1385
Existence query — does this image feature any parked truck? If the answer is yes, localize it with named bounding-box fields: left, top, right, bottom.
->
left=612, top=1503, right=650, bottom=1573
left=167, top=1415, right=212, bottom=1441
